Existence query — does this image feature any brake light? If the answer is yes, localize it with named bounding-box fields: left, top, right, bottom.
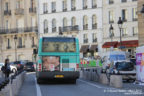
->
left=38, top=64, right=42, bottom=71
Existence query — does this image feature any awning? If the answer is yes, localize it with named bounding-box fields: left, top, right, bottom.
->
left=102, top=41, right=118, bottom=48
left=80, top=45, right=89, bottom=52
left=89, top=45, right=97, bottom=51
left=117, top=40, right=138, bottom=47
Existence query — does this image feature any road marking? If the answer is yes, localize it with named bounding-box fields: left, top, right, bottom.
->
left=78, top=79, right=102, bottom=88
left=35, top=78, right=42, bottom=96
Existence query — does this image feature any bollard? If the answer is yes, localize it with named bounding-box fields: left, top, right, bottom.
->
left=99, top=73, right=109, bottom=85
left=110, top=75, right=123, bottom=88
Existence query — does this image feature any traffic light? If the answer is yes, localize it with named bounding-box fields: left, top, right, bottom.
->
left=33, top=49, right=38, bottom=54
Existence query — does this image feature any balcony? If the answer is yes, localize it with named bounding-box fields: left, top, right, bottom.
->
left=84, top=39, right=88, bottom=43
left=0, top=26, right=38, bottom=34
left=52, top=27, right=56, bottom=32
left=59, top=25, right=79, bottom=32
left=83, top=24, right=88, bottom=30
left=109, top=0, right=114, bottom=4
left=83, top=6, right=87, bottom=10
left=71, top=7, right=76, bottom=11
left=92, top=5, right=97, bottom=8
left=92, top=24, right=97, bottom=29
left=17, top=45, right=25, bottom=48
left=15, top=8, right=24, bottom=15
left=122, top=19, right=127, bottom=22
left=4, top=10, right=11, bottom=16
left=109, top=20, right=114, bottom=24
left=93, top=39, right=97, bottom=43
left=52, top=9, right=56, bottom=13
left=7, top=46, right=11, bottom=49
left=32, top=45, right=37, bottom=48
left=121, top=0, right=127, bottom=3
left=133, top=18, right=137, bottom=21
left=43, top=10, right=48, bottom=14
left=63, top=8, right=67, bottom=12
left=29, top=7, right=36, bottom=13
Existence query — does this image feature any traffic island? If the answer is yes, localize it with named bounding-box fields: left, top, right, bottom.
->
left=110, top=74, right=123, bottom=88
left=0, top=71, right=26, bottom=96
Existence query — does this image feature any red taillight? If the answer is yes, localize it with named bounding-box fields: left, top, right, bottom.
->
left=38, top=64, right=42, bottom=71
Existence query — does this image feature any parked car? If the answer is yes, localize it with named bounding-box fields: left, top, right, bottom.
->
left=0, top=62, right=17, bottom=73
left=10, top=61, right=24, bottom=71
left=106, top=60, right=136, bottom=81
left=24, top=62, right=35, bottom=72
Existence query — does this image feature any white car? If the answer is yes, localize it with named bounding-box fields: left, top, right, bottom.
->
left=0, top=63, right=17, bottom=73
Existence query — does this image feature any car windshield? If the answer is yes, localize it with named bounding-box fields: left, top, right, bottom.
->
left=115, top=62, right=134, bottom=71
left=26, top=62, right=33, bottom=65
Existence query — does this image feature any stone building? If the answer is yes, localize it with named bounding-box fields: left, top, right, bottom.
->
left=0, top=0, right=38, bottom=62
left=38, top=0, right=103, bottom=58
left=138, top=0, right=144, bottom=46
left=102, top=0, right=138, bottom=56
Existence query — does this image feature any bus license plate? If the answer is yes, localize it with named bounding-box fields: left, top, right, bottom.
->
left=55, top=75, right=64, bottom=78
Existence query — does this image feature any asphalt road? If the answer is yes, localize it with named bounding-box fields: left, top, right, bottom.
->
left=18, top=72, right=144, bottom=96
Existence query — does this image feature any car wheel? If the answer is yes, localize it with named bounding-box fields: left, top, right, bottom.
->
left=12, top=69, right=17, bottom=73
left=37, top=79, right=42, bottom=84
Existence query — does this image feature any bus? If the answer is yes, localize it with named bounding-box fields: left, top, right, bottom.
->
left=36, top=36, right=80, bottom=84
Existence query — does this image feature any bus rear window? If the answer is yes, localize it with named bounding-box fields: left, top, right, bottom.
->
left=42, top=37, right=76, bottom=52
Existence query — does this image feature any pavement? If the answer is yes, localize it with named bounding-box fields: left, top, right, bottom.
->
left=17, top=72, right=144, bottom=96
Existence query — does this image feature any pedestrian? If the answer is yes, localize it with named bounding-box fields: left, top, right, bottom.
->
left=3, top=59, right=10, bottom=79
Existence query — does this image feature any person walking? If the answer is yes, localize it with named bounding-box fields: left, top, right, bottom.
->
left=4, top=59, right=10, bottom=79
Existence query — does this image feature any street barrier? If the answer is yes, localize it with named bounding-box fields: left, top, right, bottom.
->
left=110, top=75, right=123, bottom=88
left=0, top=71, right=26, bottom=96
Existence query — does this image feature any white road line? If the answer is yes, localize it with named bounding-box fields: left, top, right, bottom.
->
left=78, top=79, right=102, bottom=88
left=35, top=78, right=42, bottom=96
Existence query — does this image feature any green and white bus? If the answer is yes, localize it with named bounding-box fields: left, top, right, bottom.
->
left=36, top=37, right=80, bottom=84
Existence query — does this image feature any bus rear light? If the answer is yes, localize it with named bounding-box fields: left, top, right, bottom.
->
left=38, top=64, right=42, bottom=71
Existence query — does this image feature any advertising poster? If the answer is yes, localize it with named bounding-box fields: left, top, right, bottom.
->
left=42, top=56, right=60, bottom=71
left=136, top=53, right=144, bottom=82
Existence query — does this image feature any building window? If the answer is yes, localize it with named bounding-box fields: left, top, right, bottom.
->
left=7, top=38, right=11, bottom=49
left=83, top=16, right=88, bottom=30
left=132, top=0, right=137, bottom=1
left=109, top=0, right=114, bottom=4
left=5, top=2, right=9, bottom=10
left=63, top=0, right=67, bottom=12
left=122, top=9, right=127, bottom=22
left=18, top=37, right=22, bottom=48
left=71, top=0, right=76, bottom=11
left=71, top=17, right=76, bottom=26
left=92, top=33, right=97, bottom=43
left=122, top=28, right=128, bottom=36
left=92, top=15, right=97, bottom=29
left=52, top=2, right=56, bottom=13
left=109, top=10, right=114, bottom=23
left=133, top=27, right=138, bottom=36
left=83, top=34, right=88, bottom=43
left=52, top=19, right=56, bottom=32
left=132, top=8, right=137, bottom=21
left=43, top=3, right=48, bottom=14
left=44, top=20, right=48, bottom=33
left=121, top=0, right=127, bottom=3
left=30, top=0, right=34, bottom=8
left=63, top=18, right=67, bottom=27
left=32, top=37, right=35, bottom=46
left=83, top=0, right=87, bottom=9
left=16, top=1, right=20, bottom=9
left=92, top=0, right=97, bottom=8
left=5, top=20, right=9, bottom=29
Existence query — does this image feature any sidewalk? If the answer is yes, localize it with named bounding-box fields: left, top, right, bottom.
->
left=17, top=72, right=36, bottom=96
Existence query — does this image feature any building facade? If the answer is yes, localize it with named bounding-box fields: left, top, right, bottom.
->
left=138, top=0, right=144, bottom=46
left=38, top=0, right=103, bottom=58
left=102, top=0, right=138, bottom=56
left=0, top=0, right=38, bottom=62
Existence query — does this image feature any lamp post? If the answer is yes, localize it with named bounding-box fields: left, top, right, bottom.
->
left=117, top=17, right=123, bottom=49
left=14, top=35, right=17, bottom=61
left=109, top=24, right=114, bottom=47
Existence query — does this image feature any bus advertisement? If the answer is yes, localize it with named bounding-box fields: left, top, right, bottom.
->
left=36, top=37, right=80, bottom=84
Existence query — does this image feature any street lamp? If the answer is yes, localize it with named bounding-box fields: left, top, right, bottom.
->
left=14, top=35, right=17, bottom=61
left=109, top=24, right=114, bottom=48
left=117, top=17, right=123, bottom=49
